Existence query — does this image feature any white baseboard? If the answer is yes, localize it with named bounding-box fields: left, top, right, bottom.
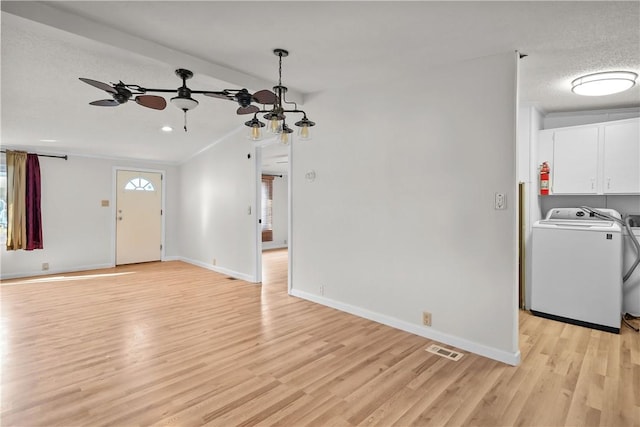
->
left=177, top=257, right=258, bottom=283
left=289, top=289, right=521, bottom=366
left=162, top=255, right=181, bottom=261
left=1, top=263, right=114, bottom=280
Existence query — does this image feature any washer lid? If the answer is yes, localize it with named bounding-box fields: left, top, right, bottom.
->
left=535, top=219, right=622, bottom=232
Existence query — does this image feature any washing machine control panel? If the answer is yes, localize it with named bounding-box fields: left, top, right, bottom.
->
left=546, top=208, right=621, bottom=221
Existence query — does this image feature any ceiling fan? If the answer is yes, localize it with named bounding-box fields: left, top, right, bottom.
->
left=80, top=69, right=275, bottom=131
left=79, top=49, right=315, bottom=140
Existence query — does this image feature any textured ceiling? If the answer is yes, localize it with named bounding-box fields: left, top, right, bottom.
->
left=1, top=1, right=639, bottom=164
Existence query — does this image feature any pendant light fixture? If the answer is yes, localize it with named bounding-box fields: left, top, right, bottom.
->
left=245, top=49, right=316, bottom=143
left=571, top=71, right=638, bottom=96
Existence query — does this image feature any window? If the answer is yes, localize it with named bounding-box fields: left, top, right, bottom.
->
left=261, top=175, right=274, bottom=242
left=124, top=177, right=155, bottom=191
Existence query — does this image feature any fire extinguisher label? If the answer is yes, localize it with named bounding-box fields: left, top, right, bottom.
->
left=541, top=181, right=549, bottom=189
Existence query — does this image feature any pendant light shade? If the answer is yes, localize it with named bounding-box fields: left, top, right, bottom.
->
left=279, top=123, right=293, bottom=145
left=571, top=71, right=637, bottom=96
left=170, top=96, right=199, bottom=110
left=245, top=116, right=266, bottom=141
left=294, top=116, right=315, bottom=141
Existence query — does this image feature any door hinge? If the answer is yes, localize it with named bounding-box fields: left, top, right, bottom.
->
left=160, top=244, right=163, bottom=250
left=161, top=209, right=163, bottom=215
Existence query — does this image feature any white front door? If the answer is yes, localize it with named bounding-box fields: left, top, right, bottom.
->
left=116, top=170, right=162, bottom=265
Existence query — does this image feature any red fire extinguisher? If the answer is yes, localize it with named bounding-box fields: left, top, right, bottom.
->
left=540, top=162, right=550, bottom=195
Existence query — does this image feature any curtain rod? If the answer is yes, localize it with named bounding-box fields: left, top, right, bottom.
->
left=1, top=150, right=68, bottom=160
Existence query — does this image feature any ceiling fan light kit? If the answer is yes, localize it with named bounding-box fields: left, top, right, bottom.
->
left=571, top=71, right=638, bottom=96
left=79, top=49, right=315, bottom=139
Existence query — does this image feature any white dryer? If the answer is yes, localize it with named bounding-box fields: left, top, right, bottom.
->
left=531, top=208, right=623, bottom=333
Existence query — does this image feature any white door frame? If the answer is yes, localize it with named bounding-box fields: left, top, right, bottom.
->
left=111, top=166, right=167, bottom=267
left=254, top=147, right=263, bottom=283
left=287, top=141, right=293, bottom=294
left=253, top=141, right=293, bottom=290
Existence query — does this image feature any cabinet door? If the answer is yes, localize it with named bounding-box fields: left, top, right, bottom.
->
left=552, top=127, right=599, bottom=194
left=603, top=120, right=640, bottom=194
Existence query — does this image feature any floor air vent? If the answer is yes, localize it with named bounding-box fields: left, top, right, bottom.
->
left=426, top=344, right=464, bottom=361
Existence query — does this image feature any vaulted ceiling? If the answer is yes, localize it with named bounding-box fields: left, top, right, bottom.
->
left=2, top=1, right=639, bottom=165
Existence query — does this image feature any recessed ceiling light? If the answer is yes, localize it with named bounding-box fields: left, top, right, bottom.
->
left=39, top=139, right=57, bottom=142
left=571, top=71, right=638, bottom=96
left=161, top=126, right=173, bottom=132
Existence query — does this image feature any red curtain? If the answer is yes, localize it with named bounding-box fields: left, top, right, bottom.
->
left=25, top=153, right=43, bottom=250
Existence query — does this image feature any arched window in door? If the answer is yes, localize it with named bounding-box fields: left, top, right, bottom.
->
left=124, top=177, right=155, bottom=191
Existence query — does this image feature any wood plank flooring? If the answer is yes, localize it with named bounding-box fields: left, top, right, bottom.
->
left=1, top=249, right=638, bottom=426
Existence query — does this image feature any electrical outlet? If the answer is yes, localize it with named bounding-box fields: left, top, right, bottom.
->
left=422, top=311, right=432, bottom=326
left=284, top=239, right=287, bottom=245
left=320, top=285, right=324, bottom=296
left=42, top=263, right=49, bottom=271
left=212, top=258, right=216, bottom=266
left=494, top=193, right=506, bottom=210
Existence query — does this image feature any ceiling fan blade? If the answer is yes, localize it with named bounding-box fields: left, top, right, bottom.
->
left=80, top=77, right=117, bottom=94
left=252, top=89, right=277, bottom=105
left=135, top=95, right=167, bottom=110
left=237, top=105, right=259, bottom=115
left=204, top=91, right=233, bottom=101
left=89, top=99, right=119, bottom=107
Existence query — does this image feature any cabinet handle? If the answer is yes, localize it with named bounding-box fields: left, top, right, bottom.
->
left=591, top=178, right=595, bottom=190
left=607, top=178, right=611, bottom=190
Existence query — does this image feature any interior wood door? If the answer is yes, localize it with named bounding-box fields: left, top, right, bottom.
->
left=116, top=170, right=162, bottom=265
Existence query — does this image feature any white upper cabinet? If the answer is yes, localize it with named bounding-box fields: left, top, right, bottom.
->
left=541, top=118, right=640, bottom=195
left=603, top=120, right=640, bottom=194
left=552, top=127, right=599, bottom=194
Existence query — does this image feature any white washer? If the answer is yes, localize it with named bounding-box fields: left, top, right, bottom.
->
left=531, top=208, right=623, bottom=333
left=623, top=219, right=640, bottom=317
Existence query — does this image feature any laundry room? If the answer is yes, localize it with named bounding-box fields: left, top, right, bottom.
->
left=519, top=104, right=640, bottom=333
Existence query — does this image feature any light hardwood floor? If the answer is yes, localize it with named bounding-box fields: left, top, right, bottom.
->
left=1, top=249, right=638, bottom=426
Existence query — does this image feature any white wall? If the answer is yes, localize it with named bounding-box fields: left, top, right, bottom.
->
left=177, top=130, right=258, bottom=282
left=290, top=52, right=520, bottom=365
left=1, top=155, right=179, bottom=278
left=263, top=174, right=288, bottom=250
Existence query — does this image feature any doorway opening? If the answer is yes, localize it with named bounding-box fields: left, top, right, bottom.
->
left=256, top=139, right=291, bottom=290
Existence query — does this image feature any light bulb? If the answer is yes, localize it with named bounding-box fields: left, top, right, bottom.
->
left=299, top=125, right=311, bottom=141
left=280, top=131, right=290, bottom=145
left=269, top=117, right=281, bottom=134
left=249, top=126, right=262, bottom=141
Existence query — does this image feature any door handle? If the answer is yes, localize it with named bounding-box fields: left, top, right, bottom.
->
left=118, top=216, right=123, bottom=221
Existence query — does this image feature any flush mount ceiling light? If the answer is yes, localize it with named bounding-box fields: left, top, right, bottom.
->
left=79, top=49, right=315, bottom=138
left=571, top=71, right=638, bottom=96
